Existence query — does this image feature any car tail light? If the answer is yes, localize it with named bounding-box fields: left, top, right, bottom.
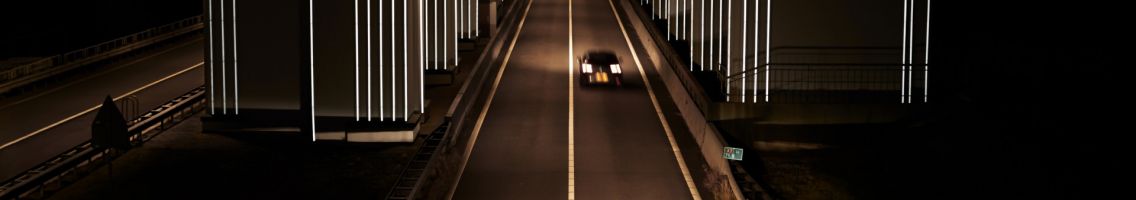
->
left=582, top=63, right=593, bottom=73
left=610, top=64, right=621, bottom=74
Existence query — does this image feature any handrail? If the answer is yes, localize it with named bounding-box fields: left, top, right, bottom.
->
left=0, top=15, right=204, bottom=94
left=0, top=86, right=206, bottom=199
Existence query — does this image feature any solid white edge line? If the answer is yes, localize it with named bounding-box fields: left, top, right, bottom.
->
left=608, top=0, right=701, bottom=198
left=1, top=63, right=204, bottom=150
left=446, top=0, right=533, bottom=198
left=568, top=0, right=576, bottom=199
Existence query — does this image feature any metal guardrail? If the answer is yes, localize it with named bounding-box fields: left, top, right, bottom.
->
left=0, top=86, right=206, bottom=199
left=0, top=15, right=204, bottom=94
left=389, top=0, right=533, bottom=199
left=628, top=0, right=750, bottom=199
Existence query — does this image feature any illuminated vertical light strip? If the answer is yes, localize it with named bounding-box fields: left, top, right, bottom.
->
left=666, top=0, right=670, bottom=40
left=753, top=0, right=759, bottom=103
left=458, top=0, right=463, bottom=39
left=684, top=0, right=688, bottom=40
left=208, top=0, right=214, bottom=114
left=908, top=0, right=915, bottom=103
left=420, top=0, right=425, bottom=113
left=444, top=0, right=449, bottom=70
left=681, top=0, right=686, bottom=40
left=700, top=0, right=705, bottom=71
left=900, top=0, right=908, bottom=104
left=764, top=0, right=770, bottom=102
left=726, top=0, right=731, bottom=97
left=220, top=0, right=227, bottom=114
left=924, top=0, right=930, bottom=103
left=355, top=0, right=360, bottom=120
left=716, top=0, right=723, bottom=71
left=469, top=0, right=473, bottom=38
left=308, top=0, right=316, bottom=141
left=391, top=0, right=397, bottom=120
left=689, top=0, right=694, bottom=71
left=233, top=0, right=239, bottom=114
left=426, top=0, right=432, bottom=70
left=380, top=0, right=386, bottom=120
left=429, top=0, right=434, bottom=70
left=741, top=0, right=746, bottom=102
left=708, top=0, right=714, bottom=71
left=404, top=0, right=409, bottom=120
left=368, top=0, right=374, bottom=120
left=475, top=0, right=479, bottom=37
left=452, top=0, right=457, bottom=70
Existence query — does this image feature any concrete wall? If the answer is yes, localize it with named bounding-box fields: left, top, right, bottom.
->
left=658, top=0, right=929, bottom=103
left=204, top=0, right=479, bottom=128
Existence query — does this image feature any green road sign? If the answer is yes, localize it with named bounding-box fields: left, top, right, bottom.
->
left=723, top=147, right=744, bottom=161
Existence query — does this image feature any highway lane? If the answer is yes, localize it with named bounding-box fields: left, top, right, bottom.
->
left=451, top=0, right=570, bottom=198
left=571, top=0, right=692, bottom=199
left=0, top=39, right=204, bottom=181
left=452, top=0, right=694, bottom=199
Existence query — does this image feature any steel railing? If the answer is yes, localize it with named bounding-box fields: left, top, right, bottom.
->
left=1, top=15, right=204, bottom=94
left=0, top=86, right=206, bottom=199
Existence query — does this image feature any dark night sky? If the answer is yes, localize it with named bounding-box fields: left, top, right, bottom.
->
left=1, top=0, right=200, bottom=58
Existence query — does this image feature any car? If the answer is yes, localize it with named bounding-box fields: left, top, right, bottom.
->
left=578, top=50, right=623, bottom=86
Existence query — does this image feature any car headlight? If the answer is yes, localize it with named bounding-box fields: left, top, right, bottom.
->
left=610, top=64, right=621, bottom=74
left=582, top=63, right=593, bottom=73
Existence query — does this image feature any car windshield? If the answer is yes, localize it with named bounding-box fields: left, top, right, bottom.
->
left=585, top=52, right=617, bottom=65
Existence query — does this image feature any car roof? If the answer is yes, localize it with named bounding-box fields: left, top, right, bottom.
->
left=584, top=51, right=618, bottom=64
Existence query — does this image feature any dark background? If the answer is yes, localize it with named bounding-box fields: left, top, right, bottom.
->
left=911, top=1, right=1126, bottom=199
left=0, top=0, right=200, bottom=58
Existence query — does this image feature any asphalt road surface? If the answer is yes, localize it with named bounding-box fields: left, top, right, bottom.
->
left=451, top=0, right=695, bottom=199
left=0, top=39, right=204, bottom=182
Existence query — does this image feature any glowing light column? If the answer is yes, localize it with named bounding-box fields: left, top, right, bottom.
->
left=924, top=0, right=930, bottom=103
left=355, top=0, right=360, bottom=120
left=764, top=0, right=770, bottom=102
left=208, top=0, right=215, bottom=114
left=900, top=0, right=908, bottom=103
left=741, top=0, right=746, bottom=102
left=380, top=0, right=386, bottom=120
left=232, top=0, right=239, bottom=114
left=308, top=0, right=316, bottom=141
left=368, top=0, right=374, bottom=120
left=753, top=0, right=760, bottom=102
left=404, top=0, right=409, bottom=119
left=220, top=0, right=227, bottom=114
left=700, top=0, right=705, bottom=71
left=391, top=0, right=397, bottom=120
left=726, top=0, right=731, bottom=97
